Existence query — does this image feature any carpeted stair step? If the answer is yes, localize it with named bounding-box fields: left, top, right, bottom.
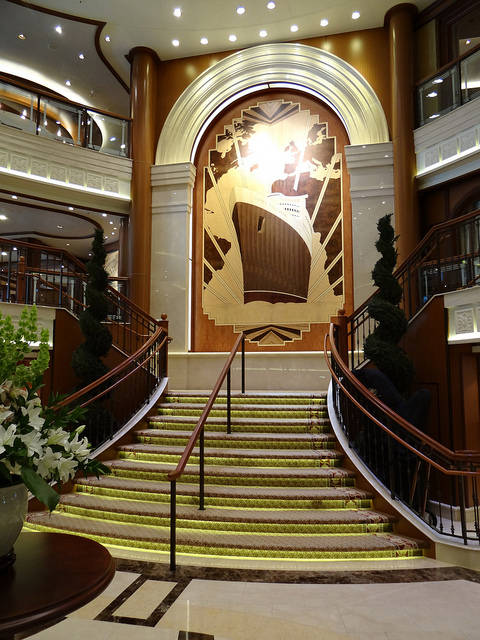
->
left=134, top=429, right=337, bottom=450
left=73, top=475, right=373, bottom=508
left=165, top=391, right=327, bottom=406
left=53, top=493, right=396, bottom=533
left=102, top=458, right=355, bottom=487
left=155, top=403, right=328, bottom=419
left=147, top=415, right=331, bottom=433
left=25, top=511, right=427, bottom=559
left=117, top=443, right=343, bottom=467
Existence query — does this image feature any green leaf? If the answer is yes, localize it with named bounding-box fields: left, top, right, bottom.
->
left=0, top=461, right=11, bottom=484
left=21, top=467, right=59, bottom=511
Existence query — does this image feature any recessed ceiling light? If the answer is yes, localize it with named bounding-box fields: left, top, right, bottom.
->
left=267, top=1, right=275, bottom=9
left=88, top=253, right=92, bottom=256
left=427, top=91, right=437, bottom=98
left=259, top=29, right=268, bottom=37
left=237, top=6, right=245, bottom=14
left=55, top=120, right=61, bottom=124
left=200, top=37, right=208, bottom=45
left=109, top=221, right=113, bottom=224
left=68, top=206, right=74, bottom=210
left=17, top=34, right=26, bottom=40
left=352, top=11, right=360, bottom=19
left=0, top=215, right=7, bottom=220
left=13, top=247, right=17, bottom=250
left=113, top=227, right=117, bottom=230
left=320, top=18, right=329, bottom=27
left=466, top=39, right=471, bottom=45
left=104, top=35, right=111, bottom=42
left=57, top=225, right=63, bottom=229
left=55, top=25, right=62, bottom=34
left=290, top=24, right=298, bottom=32
left=66, top=243, right=70, bottom=246
left=78, top=53, right=85, bottom=60
left=173, top=7, right=182, bottom=17
left=111, top=232, right=115, bottom=235
left=109, top=136, right=116, bottom=142
left=172, top=39, right=180, bottom=47
left=229, top=34, right=237, bottom=42
left=11, top=195, right=17, bottom=200
left=102, top=213, right=107, bottom=217
left=120, top=143, right=126, bottom=149
left=1, top=252, right=7, bottom=256
left=429, top=113, right=440, bottom=119
left=65, top=80, right=71, bottom=86
left=432, top=78, right=443, bottom=84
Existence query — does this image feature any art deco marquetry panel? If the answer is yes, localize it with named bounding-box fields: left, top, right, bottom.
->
left=193, top=91, right=352, bottom=352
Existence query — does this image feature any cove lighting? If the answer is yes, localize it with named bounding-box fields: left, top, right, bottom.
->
left=173, top=7, right=182, bottom=17
left=172, top=39, right=180, bottom=47
left=352, top=11, right=360, bottom=19
left=290, top=24, right=298, bottom=32
left=200, top=37, right=208, bottom=45
left=229, top=34, right=237, bottom=42
left=320, top=19, right=329, bottom=27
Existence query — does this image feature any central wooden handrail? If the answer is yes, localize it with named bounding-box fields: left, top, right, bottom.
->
left=168, top=332, right=244, bottom=482
left=326, top=324, right=480, bottom=466
left=169, top=332, right=246, bottom=571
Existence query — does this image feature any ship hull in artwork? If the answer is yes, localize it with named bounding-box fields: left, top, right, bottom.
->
left=231, top=188, right=313, bottom=304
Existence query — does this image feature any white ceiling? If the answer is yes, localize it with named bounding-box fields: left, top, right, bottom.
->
left=1, top=0, right=431, bottom=115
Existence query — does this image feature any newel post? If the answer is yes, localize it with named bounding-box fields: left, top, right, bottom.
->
left=335, top=309, right=349, bottom=365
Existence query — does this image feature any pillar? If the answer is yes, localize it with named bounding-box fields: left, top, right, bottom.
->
left=385, top=4, right=419, bottom=265
left=128, top=47, right=159, bottom=311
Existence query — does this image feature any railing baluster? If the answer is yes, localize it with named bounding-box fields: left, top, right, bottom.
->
left=199, top=429, right=205, bottom=510
left=241, top=335, right=246, bottom=394
left=227, top=367, right=231, bottom=435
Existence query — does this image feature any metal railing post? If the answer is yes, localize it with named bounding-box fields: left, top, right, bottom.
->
left=170, top=480, right=176, bottom=571
left=199, top=429, right=205, bottom=510
left=241, top=335, right=245, bottom=394
left=227, top=367, right=231, bottom=434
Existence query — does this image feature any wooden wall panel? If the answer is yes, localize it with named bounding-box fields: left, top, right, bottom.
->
left=156, top=28, right=391, bottom=135
left=192, top=89, right=352, bottom=352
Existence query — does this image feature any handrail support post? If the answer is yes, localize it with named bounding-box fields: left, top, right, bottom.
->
left=170, top=480, right=176, bottom=571
left=241, top=335, right=245, bottom=395
left=227, top=368, right=231, bottom=435
left=199, top=429, right=205, bottom=510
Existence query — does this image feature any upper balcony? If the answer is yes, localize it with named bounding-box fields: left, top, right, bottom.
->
left=0, top=75, right=131, bottom=213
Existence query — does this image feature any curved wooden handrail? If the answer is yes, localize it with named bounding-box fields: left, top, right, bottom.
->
left=79, top=334, right=168, bottom=407
left=350, top=207, right=480, bottom=321
left=0, top=236, right=87, bottom=273
left=168, top=332, right=244, bottom=482
left=326, top=323, right=480, bottom=466
left=56, top=325, right=166, bottom=408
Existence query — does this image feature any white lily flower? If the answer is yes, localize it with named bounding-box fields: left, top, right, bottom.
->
left=20, top=404, right=45, bottom=430
left=19, top=430, right=46, bottom=457
left=56, top=456, right=78, bottom=483
left=11, top=386, right=28, bottom=401
left=0, top=422, right=17, bottom=454
left=47, top=427, right=70, bottom=447
left=0, top=406, right=14, bottom=424
left=68, top=432, right=91, bottom=462
left=4, top=459, right=22, bottom=475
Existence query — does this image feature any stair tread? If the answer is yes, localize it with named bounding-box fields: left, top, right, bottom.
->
left=26, top=512, right=427, bottom=552
left=135, top=429, right=334, bottom=442
left=59, top=493, right=396, bottom=524
left=118, top=444, right=342, bottom=459
left=148, top=415, right=330, bottom=426
left=75, top=475, right=371, bottom=499
left=168, top=391, right=327, bottom=399
left=157, top=403, right=325, bottom=411
left=106, top=458, right=354, bottom=478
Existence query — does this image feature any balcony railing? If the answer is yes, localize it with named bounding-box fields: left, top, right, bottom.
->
left=416, top=43, right=480, bottom=126
left=0, top=74, right=130, bottom=158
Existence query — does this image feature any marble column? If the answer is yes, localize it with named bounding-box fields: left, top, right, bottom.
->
left=345, top=142, right=395, bottom=308
left=128, top=47, right=159, bottom=311
left=385, top=3, right=419, bottom=265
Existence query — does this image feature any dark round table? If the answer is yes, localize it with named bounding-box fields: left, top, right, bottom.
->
left=0, top=531, right=115, bottom=639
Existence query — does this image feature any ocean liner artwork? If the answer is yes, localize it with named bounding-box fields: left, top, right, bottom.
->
left=202, top=98, right=344, bottom=345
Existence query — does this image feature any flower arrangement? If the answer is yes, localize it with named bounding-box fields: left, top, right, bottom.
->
left=0, top=305, right=108, bottom=511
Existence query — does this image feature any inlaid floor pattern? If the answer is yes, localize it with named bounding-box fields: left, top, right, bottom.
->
left=26, top=392, right=427, bottom=560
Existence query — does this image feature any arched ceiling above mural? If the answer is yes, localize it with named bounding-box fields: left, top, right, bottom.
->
left=2, top=0, right=430, bottom=112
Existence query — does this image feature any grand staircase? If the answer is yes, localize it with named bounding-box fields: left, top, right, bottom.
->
left=26, top=392, right=428, bottom=561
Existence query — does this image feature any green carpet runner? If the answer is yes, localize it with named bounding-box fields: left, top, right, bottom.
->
left=26, top=391, right=427, bottom=560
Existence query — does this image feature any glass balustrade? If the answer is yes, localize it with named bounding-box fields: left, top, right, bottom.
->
left=417, top=47, right=480, bottom=127
left=0, top=77, right=130, bottom=157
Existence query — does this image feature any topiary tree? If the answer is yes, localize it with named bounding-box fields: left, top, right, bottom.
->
left=72, top=229, right=112, bottom=386
left=363, top=214, right=414, bottom=394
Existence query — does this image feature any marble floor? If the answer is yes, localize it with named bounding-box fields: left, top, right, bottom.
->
left=26, top=553, right=480, bottom=640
